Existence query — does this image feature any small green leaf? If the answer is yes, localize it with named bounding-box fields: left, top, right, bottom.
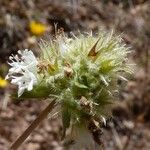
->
left=99, top=59, right=115, bottom=74
left=16, top=84, right=58, bottom=99
left=74, top=81, right=88, bottom=89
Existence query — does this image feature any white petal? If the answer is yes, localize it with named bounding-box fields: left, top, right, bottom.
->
left=11, top=77, right=22, bottom=84
left=27, top=79, right=33, bottom=91
left=18, top=50, right=21, bottom=54
left=5, top=75, right=9, bottom=80
left=18, top=87, right=25, bottom=97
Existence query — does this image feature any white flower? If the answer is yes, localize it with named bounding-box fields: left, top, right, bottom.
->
left=11, top=70, right=37, bottom=97
left=6, top=49, right=38, bottom=97
left=6, top=49, right=38, bottom=76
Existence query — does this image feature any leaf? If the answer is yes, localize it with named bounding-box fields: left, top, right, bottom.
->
left=12, top=84, right=58, bottom=99
left=99, top=59, right=115, bottom=74
left=74, top=81, right=88, bottom=89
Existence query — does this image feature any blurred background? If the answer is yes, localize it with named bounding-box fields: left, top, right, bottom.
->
left=0, top=0, right=149, bottom=149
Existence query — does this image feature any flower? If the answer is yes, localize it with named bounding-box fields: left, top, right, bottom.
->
left=6, top=49, right=38, bottom=76
left=0, top=76, right=8, bottom=88
left=11, top=70, right=38, bottom=97
left=6, top=49, right=38, bottom=97
left=29, top=21, right=47, bottom=36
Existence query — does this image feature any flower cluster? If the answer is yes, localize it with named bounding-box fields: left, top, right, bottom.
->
left=6, top=49, right=38, bottom=97
left=6, top=31, right=131, bottom=146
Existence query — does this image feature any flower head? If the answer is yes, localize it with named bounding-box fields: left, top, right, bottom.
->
left=6, top=31, right=132, bottom=146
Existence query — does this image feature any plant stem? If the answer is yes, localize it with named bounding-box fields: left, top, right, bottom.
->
left=10, top=100, right=56, bottom=150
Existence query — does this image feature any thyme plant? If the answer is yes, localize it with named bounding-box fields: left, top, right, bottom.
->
left=6, top=30, right=131, bottom=148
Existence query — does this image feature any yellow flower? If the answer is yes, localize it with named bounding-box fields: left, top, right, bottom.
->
left=29, top=21, right=47, bottom=36
left=0, top=76, right=8, bottom=88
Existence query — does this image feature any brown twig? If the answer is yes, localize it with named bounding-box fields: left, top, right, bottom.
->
left=10, top=100, right=56, bottom=150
